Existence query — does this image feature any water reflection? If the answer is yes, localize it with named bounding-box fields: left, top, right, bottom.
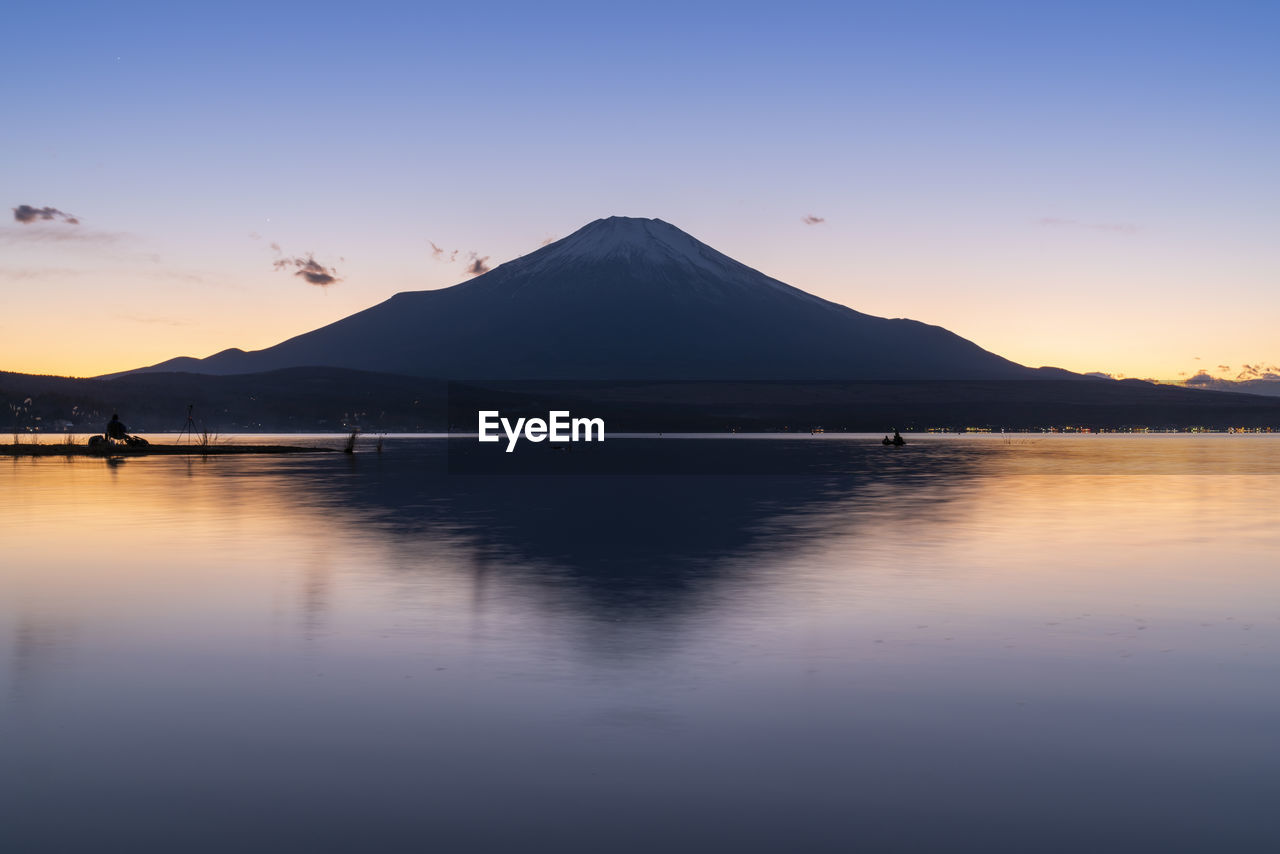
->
left=6, top=616, right=78, bottom=708
left=2, top=437, right=1279, bottom=853
left=297, top=554, right=334, bottom=641
left=231, top=441, right=989, bottom=629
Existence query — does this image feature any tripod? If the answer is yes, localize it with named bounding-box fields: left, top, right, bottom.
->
left=177, top=404, right=197, bottom=444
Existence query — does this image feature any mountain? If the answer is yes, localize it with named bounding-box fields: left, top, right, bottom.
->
left=120, top=217, right=1047, bottom=381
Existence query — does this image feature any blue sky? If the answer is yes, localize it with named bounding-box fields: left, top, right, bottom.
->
left=3, top=0, right=1277, bottom=378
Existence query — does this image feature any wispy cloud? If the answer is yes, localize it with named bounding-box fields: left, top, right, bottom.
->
left=0, top=266, right=84, bottom=281
left=1236, top=363, right=1280, bottom=381
left=13, top=204, right=79, bottom=225
left=1036, top=217, right=1139, bottom=235
left=1184, top=368, right=1280, bottom=394
left=0, top=227, right=124, bottom=245
left=267, top=241, right=342, bottom=287
left=273, top=252, right=341, bottom=287
left=429, top=241, right=459, bottom=262
left=429, top=240, right=490, bottom=275
left=1181, top=362, right=1280, bottom=386
left=801, top=215, right=825, bottom=225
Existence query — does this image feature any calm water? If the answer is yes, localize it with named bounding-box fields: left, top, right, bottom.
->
left=2, top=436, right=1278, bottom=852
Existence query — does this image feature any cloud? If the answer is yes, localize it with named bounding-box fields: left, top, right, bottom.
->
left=1184, top=370, right=1215, bottom=386
left=429, top=240, right=490, bottom=272
left=0, top=227, right=123, bottom=245
left=1180, top=363, right=1280, bottom=387
left=801, top=215, right=825, bottom=225
left=143, top=269, right=208, bottom=285
left=1236, top=363, right=1280, bottom=381
left=429, top=241, right=458, bottom=262
left=1, top=264, right=204, bottom=287
left=1037, top=217, right=1139, bottom=235
left=13, top=204, right=79, bottom=225
left=0, top=266, right=84, bottom=281
left=273, top=252, right=341, bottom=287
left=540, top=235, right=557, bottom=246
left=267, top=241, right=342, bottom=286
left=1182, top=368, right=1280, bottom=397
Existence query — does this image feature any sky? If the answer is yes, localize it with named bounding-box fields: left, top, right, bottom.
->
left=3, top=0, right=1277, bottom=380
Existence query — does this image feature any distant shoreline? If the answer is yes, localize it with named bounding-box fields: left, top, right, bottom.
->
left=0, top=443, right=334, bottom=457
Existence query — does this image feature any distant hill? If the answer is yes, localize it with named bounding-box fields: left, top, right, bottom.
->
left=117, top=217, right=1049, bottom=381
left=1, top=368, right=447, bottom=433
left=6, top=369, right=1280, bottom=434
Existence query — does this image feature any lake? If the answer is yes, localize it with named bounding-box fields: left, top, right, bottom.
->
left=2, top=435, right=1278, bottom=852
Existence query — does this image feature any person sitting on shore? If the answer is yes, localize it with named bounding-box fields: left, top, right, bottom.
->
left=106, top=413, right=128, bottom=441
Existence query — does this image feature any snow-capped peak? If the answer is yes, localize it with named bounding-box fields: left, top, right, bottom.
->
left=522, top=216, right=745, bottom=277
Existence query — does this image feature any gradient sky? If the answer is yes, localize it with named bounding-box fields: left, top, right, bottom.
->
left=3, top=0, right=1276, bottom=380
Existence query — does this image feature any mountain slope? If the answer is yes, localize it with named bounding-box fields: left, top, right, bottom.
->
left=122, top=217, right=1040, bottom=381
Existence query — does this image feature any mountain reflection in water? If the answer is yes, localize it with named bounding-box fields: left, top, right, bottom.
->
left=2, top=436, right=1278, bottom=853
left=263, top=441, right=984, bottom=622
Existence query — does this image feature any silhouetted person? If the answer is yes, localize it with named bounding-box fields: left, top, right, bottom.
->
left=882, top=435, right=893, bottom=446
left=892, top=430, right=906, bottom=446
left=106, top=413, right=128, bottom=441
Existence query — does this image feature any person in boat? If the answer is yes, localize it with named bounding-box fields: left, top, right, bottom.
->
left=882, top=435, right=893, bottom=445
left=892, top=430, right=906, bottom=446
left=106, top=413, right=128, bottom=441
